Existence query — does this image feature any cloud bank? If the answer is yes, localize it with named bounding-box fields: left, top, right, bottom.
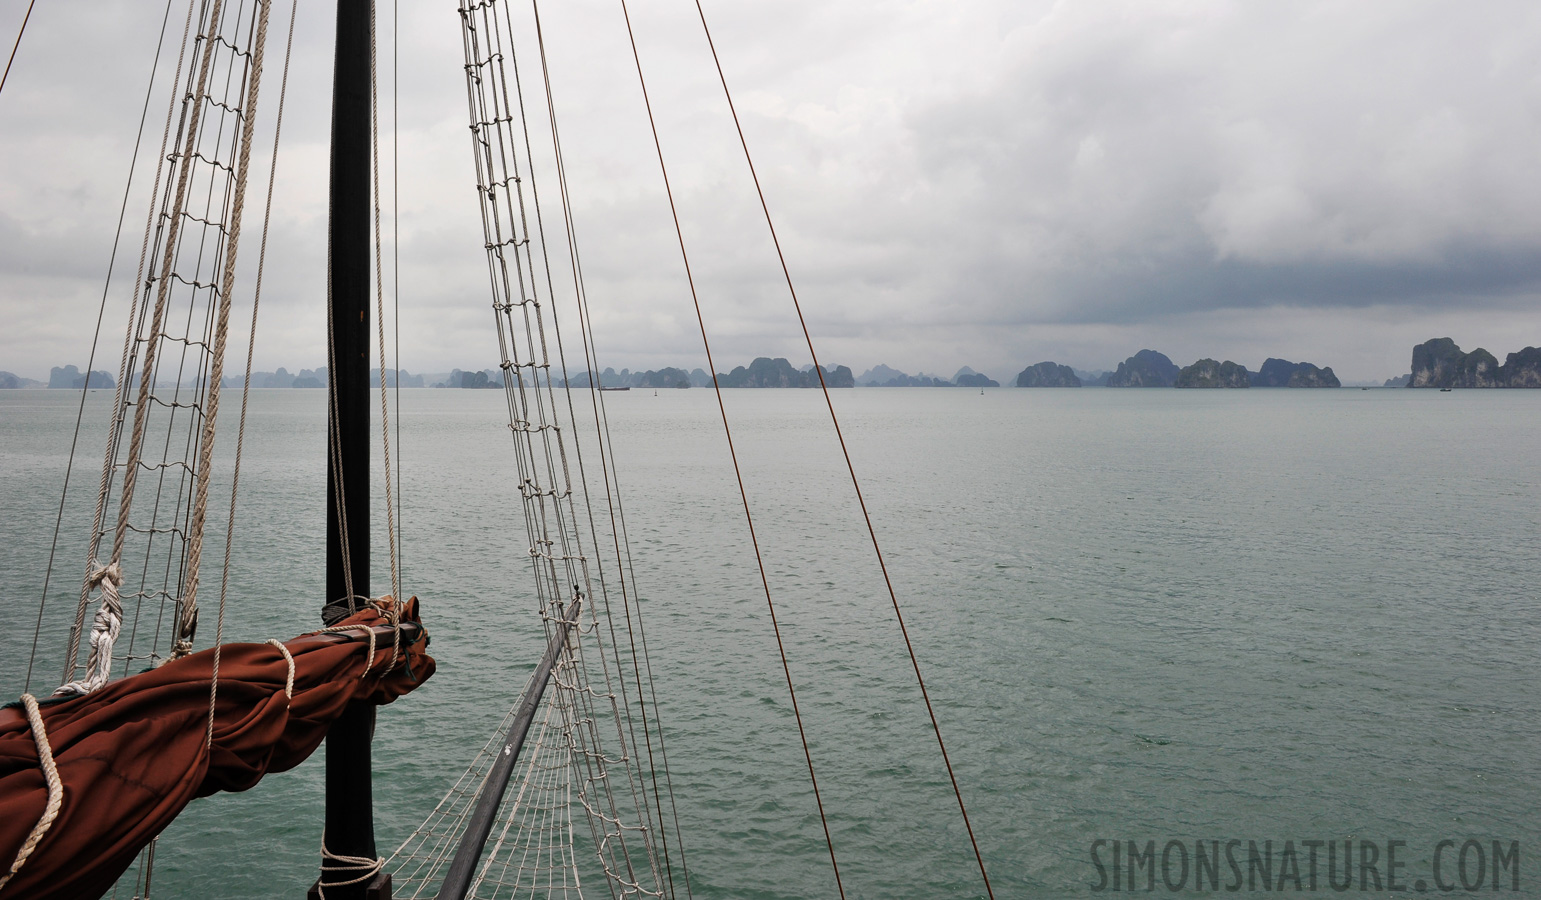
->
left=2, top=0, right=1539, bottom=383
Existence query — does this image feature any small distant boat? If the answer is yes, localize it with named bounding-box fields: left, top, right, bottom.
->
left=1440, top=388, right=1453, bottom=392
left=600, top=386, right=630, bottom=392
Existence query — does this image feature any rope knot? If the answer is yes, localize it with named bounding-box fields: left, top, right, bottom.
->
left=85, top=561, right=123, bottom=594
left=54, top=563, right=127, bottom=698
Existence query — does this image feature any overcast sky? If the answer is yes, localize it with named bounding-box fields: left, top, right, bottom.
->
left=2, top=0, right=1540, bottom=384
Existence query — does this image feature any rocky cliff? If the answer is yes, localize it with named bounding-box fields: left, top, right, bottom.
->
left=1175, top=359, right=1250, bottom=388
left=48, top=365, right=115, bottom=389
left=717, top=357, right=854, bottom=388
left=1251, top=358, right=1340, bottom=387
left=1015, top=361, right=1081, bottom=387
left=635, top=367, right=694, bottom=389
left=1501, top=347, right=1541, bottom=387
left=1408, top=338, right=1538, bottom=387
left=0, top=371, right=44, bottom=388
left=1106, top=350, right=1179, bottom=387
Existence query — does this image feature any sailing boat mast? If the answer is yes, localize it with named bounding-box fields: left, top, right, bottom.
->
left=319, top=0, right=382, bottom=896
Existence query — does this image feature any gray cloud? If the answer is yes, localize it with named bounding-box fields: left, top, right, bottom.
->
left=2, top=0, right=1539, bottom=385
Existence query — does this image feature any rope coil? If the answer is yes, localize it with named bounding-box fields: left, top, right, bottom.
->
left=317, top=837, right=384, bottom=898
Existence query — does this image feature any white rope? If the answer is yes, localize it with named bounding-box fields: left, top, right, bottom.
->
left=264, top=639, right=295, bottom=699
left=318, top=836, right=384, bottom=898
left=316, top=621, right=378, bottom=678
left=0, top=695, right=65, bottom=892
left=53, top=563, right=124, bottom=698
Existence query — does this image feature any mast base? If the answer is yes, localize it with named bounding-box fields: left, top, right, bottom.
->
left=307, top=871, right=391, bottom=900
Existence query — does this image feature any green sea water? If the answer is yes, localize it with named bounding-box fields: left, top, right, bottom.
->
left=2, top=387, right=1538, bottom=898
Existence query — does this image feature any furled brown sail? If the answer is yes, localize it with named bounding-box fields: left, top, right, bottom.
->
left=0, top=597, right=434, bottom=900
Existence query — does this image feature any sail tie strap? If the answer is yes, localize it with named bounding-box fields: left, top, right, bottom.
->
left=264, top=639, right=296, bottom=699
left=54, top=564, right=124, bottom=698
left=0, top=695, right=64, bottom=892
left=316, top=623, right=376, bottom=678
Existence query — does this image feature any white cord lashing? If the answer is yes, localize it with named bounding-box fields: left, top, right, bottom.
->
left=317, top=836, right=384, bottom=898
left=54, top=563, right=124, bottom=698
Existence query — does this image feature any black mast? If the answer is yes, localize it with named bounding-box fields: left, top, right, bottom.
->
left=315, top=0, right=385, bottom=897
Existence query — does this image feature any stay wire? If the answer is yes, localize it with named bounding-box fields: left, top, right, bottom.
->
left=496, top=8, right=664, bottom=883
left=527, top=2, right=688, bottom=894
left=25, top=0, right=181, bottom=694
left=688, top=3, right=995, bottom=896
left=616, top=2, right=846, bottom=897
left=370, top=0, right=400, bottom=603
left=392, top=0, right=402, bottom=586
left=0, top=0, right=35, bottom=101
left=209, top=0, right=297, bottom=746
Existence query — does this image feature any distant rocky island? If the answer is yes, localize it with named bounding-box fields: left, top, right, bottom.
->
left=569, top=358, right=857, bottom=389
left=1175, top=358, right=1250, bottom=388
left=1011, top=351, right=1341, bottom=388
left=855, top=364, right=997, bottom=388
left=1407, top=338, right=1541, bottom=388
left=0, top=366, right=116, bottom=389
left=1251, top=358, right=1339, bottom=387
left=0, top=371, right=43, bottom=389
left=1108, top=350, right=1181, bottom=387
left=718, top=358, right=855, bottom=388
left=11, top=340, right=1537, bottom=393
left=1015, top=362, right=1080, bottom=387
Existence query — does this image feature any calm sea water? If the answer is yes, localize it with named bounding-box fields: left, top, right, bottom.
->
left=2, top=387, right=1538, bottom=898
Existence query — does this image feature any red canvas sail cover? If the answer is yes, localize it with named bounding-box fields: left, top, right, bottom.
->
left=0, top=597, right=435, bottom=900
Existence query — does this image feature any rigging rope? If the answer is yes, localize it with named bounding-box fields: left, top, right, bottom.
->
left=393, top=0, right=404, bottom=592
left=614, top=2, right=846, bottom=897
left=411, top=2, right=675, bottom=895
left=687, top=3, right=996, bottom=894
left=0, top=0, right=36, bottom=101
left=68, top=0, right=201, bottom=686
left=54, top=563, right=123, bottom=697
left=527, top=2, right=690, bottom=892
left=59, top=0, right=234, bottom=689
left=180, top=0, right=276, bottom=660
left=499, top=8, right=679, bottom=893
left=324, top=221, right=357, bottom=612
left=210, top=0, right=299, bottom=747
left=26, top=0, right=185, bottom=695
left=113, top=0, right=228, bottom=580
left=371, top=0, right=401, bottom=604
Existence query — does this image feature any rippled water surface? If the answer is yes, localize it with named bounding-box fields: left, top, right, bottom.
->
left=2, top=387, right=1538, bottom=897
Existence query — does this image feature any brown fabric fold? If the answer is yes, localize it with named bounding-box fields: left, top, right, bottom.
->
left=0, top=597, right=434, bottom=900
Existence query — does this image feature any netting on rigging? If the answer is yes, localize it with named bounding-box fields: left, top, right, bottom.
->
left=385, top=0, right=682, bottom=896
left=62, top=0, right=268, bottom=687
left=389, top=608, right=598, bottom=900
